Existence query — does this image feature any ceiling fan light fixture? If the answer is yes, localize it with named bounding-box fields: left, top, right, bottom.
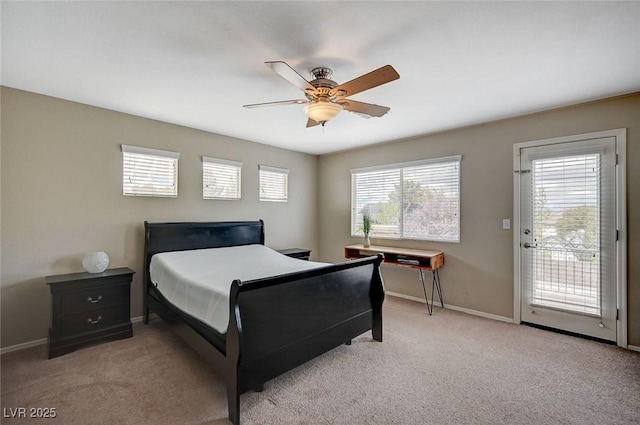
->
left=304, top=100, right=343, bottom=126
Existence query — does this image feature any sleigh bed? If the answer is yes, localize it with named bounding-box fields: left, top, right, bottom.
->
left=143, top=220, right=384, bottom=425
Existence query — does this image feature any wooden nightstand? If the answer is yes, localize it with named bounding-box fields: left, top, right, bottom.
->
left=46, top=267, right=134, bottom=358
left=277, top=248, right=312, bottom=261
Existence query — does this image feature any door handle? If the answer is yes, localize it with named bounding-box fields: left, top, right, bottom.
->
left=523, top=242, right=537, bottom=249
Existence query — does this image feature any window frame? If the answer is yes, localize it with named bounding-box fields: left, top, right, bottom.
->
left=121, top=144, right=180, bottom=198
left=350, top=155, right=462, bottom=243
left=202, top=156, right=243, bottom=200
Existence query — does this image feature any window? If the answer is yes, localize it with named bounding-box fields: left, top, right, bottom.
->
left=259, top=165, right=289, bottom=202
left=122, top=145, right=179, bottom=197
left=351, top=155, right=461, bottom=242
left=202, top=156, right=242, bottom=200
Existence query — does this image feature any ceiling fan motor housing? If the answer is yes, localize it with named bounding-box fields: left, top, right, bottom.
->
left=306, top=67, right=339, bottom=100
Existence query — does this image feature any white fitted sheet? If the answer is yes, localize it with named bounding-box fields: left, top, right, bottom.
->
left=150, top=244, right=327, bottom=333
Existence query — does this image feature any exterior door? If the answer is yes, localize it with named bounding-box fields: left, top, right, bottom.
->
left=518, top=136, right=617, bottom=341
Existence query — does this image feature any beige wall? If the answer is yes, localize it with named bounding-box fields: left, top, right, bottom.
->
left=2, top=87, right=638, bottom=350
left=318, top=93, right=640, bottom=346
left=1, top=87, right=318, bottom=348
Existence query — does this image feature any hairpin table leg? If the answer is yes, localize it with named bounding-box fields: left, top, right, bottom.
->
left=419, top=269, right=433, bottom=315
left=433, top=269, right=444, bottom=309
left=419, top=268, right=444, bottom=315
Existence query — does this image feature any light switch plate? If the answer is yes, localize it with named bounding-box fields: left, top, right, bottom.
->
left=502, top=219, right=511, bottom=230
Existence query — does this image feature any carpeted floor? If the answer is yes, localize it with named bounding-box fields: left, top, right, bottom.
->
left=2, top=296, right=639, bottom=425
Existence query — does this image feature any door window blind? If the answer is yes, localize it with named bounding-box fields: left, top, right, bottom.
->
left=351, top=156, right=461, bottom=242
left=259, top=165, right=289, bottom=202
left=202, top=156, right=242, bottom=200
left=122, top=144, right=179, bottom=197
left=530, top=152, right=601, bottom=315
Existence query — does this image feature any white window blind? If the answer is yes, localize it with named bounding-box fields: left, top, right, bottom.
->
left=351, top=156, right=461, bottom=242
left=530, top=152, right=601, bottom=315
left=202, top=156, right=242, bottom=200
left=259, top=165, right=289, bottom=202
left=122, top=144, right=179, bottom=197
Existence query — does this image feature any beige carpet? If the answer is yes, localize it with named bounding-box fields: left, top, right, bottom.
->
left=2, top=297, right=639, bottom=425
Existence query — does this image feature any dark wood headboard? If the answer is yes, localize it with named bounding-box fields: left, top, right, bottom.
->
left=143, top=220, right=265, bottom=290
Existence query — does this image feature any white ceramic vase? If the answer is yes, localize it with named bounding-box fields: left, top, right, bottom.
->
left=82, top=251, right=110, bottom=273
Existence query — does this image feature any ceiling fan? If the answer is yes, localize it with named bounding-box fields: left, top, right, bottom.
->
left=243, top=61, right=400, bottom=127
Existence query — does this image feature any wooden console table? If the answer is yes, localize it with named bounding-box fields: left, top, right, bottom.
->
left=345, top=244, right=445, bottom=315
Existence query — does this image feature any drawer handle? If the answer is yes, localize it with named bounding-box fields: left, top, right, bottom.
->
left=87, top=295, right=103, bottom=304
left=87, top=315, right=103, bottom=325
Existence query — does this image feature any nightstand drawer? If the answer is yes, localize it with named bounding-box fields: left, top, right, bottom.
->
left=60, top=283, right=129, bottom=314
left=57, top=304, right=129, bottom=337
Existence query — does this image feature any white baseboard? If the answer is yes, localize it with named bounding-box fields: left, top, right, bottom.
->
left=386, top=291, right=514, bottom=323
left=628, top=345, right=640, bottom=353
left=0, top=338, right=48, bottom=355
left=387, top=291, right=433, bottom=305
left=0, top=315, right=145, bottom=355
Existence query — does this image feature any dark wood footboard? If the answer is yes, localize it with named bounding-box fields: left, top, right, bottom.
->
left=143, top=220, right=384, bottom=425
left=226, top=255, right=384, bottom=424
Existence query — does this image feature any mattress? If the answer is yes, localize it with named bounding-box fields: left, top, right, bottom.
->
left=150, top=244, right=327, bottom=333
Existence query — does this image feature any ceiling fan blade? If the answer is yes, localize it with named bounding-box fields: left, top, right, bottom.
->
left=266, top=61, right=315, bottom=93
left=330, top=65, right=399, bottom=98
left=339, top=99, right=390, bottom=118
left=243, top=99, right=309, bottom=108
left=306, top=118, right=319, bottom=128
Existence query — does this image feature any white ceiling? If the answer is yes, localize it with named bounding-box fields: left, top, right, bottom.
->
left=2, top=1, right=639, bottom=155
